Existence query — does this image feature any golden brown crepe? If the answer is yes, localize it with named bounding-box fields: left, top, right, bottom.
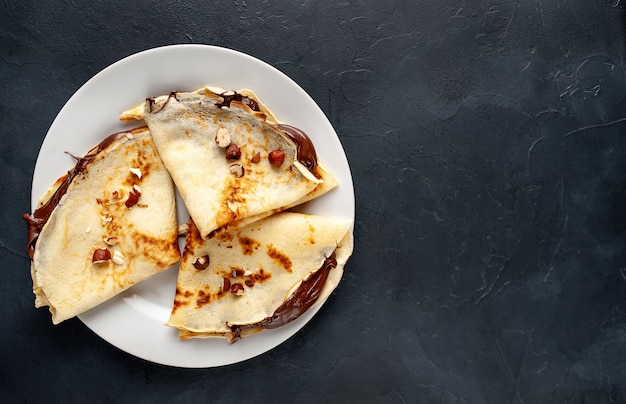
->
left=26, top=127, right=180, bottom=324
left=166, top=212, right=353, bottom=342
left=135, top=87, right=323, bottom=238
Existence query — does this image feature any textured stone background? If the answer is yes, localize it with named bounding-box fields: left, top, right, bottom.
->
left=2, top=1, right=625, bottom=402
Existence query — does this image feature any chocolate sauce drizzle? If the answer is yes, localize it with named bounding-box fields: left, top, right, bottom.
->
left=229, top=251, right=337, bottom=340
left=146, top=92, right=179, bottom=114
left=22, top=130, right=136, bottom=259
left=275, top=124, right=318, bottom=172
left=216, top=91, right=259, bottom=112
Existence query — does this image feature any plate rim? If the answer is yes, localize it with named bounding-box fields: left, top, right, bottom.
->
left=30, top=44, right=354, bottom=368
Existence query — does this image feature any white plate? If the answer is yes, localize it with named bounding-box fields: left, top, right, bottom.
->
left=31, top=45, right=354, bottom=368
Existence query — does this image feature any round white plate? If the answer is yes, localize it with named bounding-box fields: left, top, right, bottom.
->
left=31, top=44, right=354, bottom=368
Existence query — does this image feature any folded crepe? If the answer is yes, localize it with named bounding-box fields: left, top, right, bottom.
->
left=167, top=212, right=353, bottom=342
left=24, top=127, right=181, bottom=324
left=136, top=87, right=323, bottom=238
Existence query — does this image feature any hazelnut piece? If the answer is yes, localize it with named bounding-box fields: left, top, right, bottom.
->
left=251, top=152, right=261, bottom=164
left=268, top=149, right=285, bottom=167
left=129, top=167, right=143, bottom=179
left=92, top=248, right=111, bottom=264
left=104, top=236, right=118, bottom=246
left=222, top=277, right=231, bottom=293
left=225, top=143, right=241, bottom=160
left=193, top=255, right=210, bottom=270
left=229, top=163, right=245, bottom=177
left=101, top=214, right=113, bottom=226
left=215, top=128, right=231, bottom=148
left=177, top=223, right=189, bottom=237
left=230, top=283, right=245, bottom=296
left=125, top=191, right=139, bottom=208
left=112, top=249, right=125, bottom=265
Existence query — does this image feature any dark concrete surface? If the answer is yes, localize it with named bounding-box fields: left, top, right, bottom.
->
left=2, top=1, right=626, bottom=402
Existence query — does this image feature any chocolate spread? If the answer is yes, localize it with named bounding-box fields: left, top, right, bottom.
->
left=146, top=92, right=178, bottom=114
left=22, top=130, right=136, bottom=259
left=230, top=250, right=337, bottom=339
left=217, top=91, right=260, bottom=112
left=274, top=124, right=318, bottom=172
left=216, top=91, right=319, bottom=172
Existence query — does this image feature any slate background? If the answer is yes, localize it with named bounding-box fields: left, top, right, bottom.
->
left=2, top=1, right=626, bottom=403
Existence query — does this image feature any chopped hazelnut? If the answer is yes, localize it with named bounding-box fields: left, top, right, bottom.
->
left=101, top=215, right=113, bottom=226
left=215, top=128, right=231, bottom=148
left=112, top=249, right=125, bottom=265
left=129, top=167, right=143, bottom=179
left=92, top=248, right=111, bottom=264
left=230, top=283, right=245, bottom=296
left=104, top=236, right=118, bottom=246
left=225, top=143, right=241, bottom=160
left=177, top=223, right=189, bottom=236
left=193, top=255, right=210, bottom=270
left=229, top=163, right=245, bottom=177
left=251, top=152, right=261, bottom=164
left=125, top=191, right=139, bottom=208
left=222, top=277, right=231, bottom=293
left=268, top=149, right=285, bottom=167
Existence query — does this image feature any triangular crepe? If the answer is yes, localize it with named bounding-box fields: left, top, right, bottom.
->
left=24, top=127, right=180, bottom=324
left=140, top=87, right=322, bottom=238
left=167, top=212, right=353, bottom=342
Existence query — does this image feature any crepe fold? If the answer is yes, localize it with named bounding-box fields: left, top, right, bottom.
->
left=28, top=127, right=180, bottom=324
left=142, top=88, right=320, bottom=238
left=167, top=212, right=353, bottom=341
